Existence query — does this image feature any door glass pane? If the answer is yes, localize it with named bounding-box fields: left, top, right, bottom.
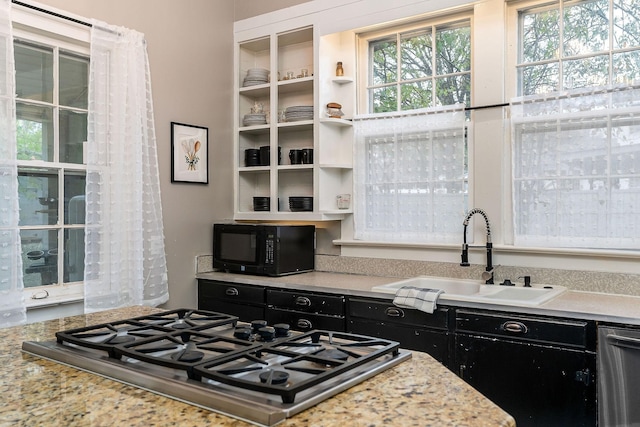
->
left=16, top=102, right=54, bottom=161
left=59, top=51, right=89, bottom=109
left=18, top=168, right=58, bottom=226
left=60, top=109, right=87, bottom=164
left=64, top=171, right=86, bottom=225
left=14, top=41, right=53, bottom=103
left=21, top=229, right=59, bottom=287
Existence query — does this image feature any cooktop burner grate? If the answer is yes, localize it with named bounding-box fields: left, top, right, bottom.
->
left=24, top=309, right=411, bottom=426
left=193, top=330, right=401, bottom=403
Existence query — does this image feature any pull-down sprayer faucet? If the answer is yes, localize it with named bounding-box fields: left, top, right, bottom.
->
left=460, top=208, right=494, bottom=284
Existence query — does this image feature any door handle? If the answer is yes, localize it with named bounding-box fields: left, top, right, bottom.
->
left=607, top=334, right=640, bottom=350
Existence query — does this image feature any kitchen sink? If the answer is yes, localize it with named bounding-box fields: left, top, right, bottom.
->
left=371, top=275, right=567, bottom=307
left=372, top=276, right=483, bottom=295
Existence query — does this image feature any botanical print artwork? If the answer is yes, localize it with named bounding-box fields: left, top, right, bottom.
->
left=171, top=122, right=208, bottom=184
left=182, top=137, right=201, bottom=171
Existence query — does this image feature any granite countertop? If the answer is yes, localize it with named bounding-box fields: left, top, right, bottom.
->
left=197, top=271, right=640, bottom=325
left=4, top=306, right=515, bottom=427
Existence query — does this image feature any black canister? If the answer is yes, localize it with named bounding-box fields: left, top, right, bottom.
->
left=301, top=148, right=313, bottom=164
left=244, top=148, right=260, bottom=167
left=259, top=146, right=270, bottom=165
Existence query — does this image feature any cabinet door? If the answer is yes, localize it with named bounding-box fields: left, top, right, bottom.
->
left=347, top=297, right=451, bottom=365
left=455, top=334, right=597, bottom=427
left=348, top=318, right=450, bottom=365
left=198, top=280, right=265, bottom=321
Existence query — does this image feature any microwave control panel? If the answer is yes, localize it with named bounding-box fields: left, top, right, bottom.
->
left=265, top=235, right=274, bottom=264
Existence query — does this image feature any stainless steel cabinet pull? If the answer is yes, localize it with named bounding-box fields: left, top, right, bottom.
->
left=225, top=287, right=239, bottom=296
left=295, top=296, right=312, bottom=307
left=385, top=307, right=405, bottom=318
left=501, top=321, right=528, bottom=334
left=297, top=319, right=313, bottom=329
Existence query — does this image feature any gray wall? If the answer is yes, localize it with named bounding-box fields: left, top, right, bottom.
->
left=29, top=0, right=305, bottom=309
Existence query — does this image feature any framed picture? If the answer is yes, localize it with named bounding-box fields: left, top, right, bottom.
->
left=171, top=122, right=209, bottom=184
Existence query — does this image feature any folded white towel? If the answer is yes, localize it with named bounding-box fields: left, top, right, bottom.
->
left=393, top=286, right=444, bottom=314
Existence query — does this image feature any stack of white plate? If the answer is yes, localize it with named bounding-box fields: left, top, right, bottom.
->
left=243, top=113, right=267, bottom=126
left=284, top=105, right=313, bottom=122
left=243, top=68, right=269, bottom=87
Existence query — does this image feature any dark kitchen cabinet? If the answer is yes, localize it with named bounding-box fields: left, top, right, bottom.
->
left=347, top=296, right=452, bottom=366
left=266, top=289, right=346, bottom=332
left=198, top=280, right=266, bottom=321
left=454, top=309, right=597, bottom=427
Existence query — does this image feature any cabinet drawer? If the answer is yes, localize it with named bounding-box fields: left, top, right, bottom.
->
left=198, top=298, right=265, bottom=322
left=266, top=308, right=345, bottom=332
left=348, top=297, right=450, bottom=330
left=266, top=289, right=344, bottom=316
left=349, top=318, right=450, bottom=364
left=455, top=309, right=594, bottom=349
left=199, top=280, right=265, bottom=305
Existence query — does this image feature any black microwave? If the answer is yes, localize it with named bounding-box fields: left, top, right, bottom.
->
left=213, top=223, right=315, bottom=276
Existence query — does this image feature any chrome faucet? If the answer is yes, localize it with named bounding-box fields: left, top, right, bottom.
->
left=460, top=208, right=494, bottom=284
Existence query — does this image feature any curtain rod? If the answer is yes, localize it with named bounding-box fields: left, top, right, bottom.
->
left=11, top=0, right=91, bottom=27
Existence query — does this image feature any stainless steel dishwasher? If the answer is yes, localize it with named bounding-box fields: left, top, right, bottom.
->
left=598, top=326, right=640, bottom=427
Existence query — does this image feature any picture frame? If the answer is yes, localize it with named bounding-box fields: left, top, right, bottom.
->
left=171, top=122, right=209, bottom=184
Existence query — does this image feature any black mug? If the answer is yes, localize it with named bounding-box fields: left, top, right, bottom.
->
left=259, top=146, right=270, bottom=166
left=301, top=148, right=313, bottom=164
left=244, top=148, right=260, bottom=167
left=289, top=149, right=303, bottom=164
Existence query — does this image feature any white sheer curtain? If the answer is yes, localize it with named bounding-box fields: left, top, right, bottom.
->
left=353, top=105, right=467, bottom=243
left=0, top=0, right=25, bottom=328
left=511, top=84, right=640, bottom=249
left=84, top=20, right=169, bottom=313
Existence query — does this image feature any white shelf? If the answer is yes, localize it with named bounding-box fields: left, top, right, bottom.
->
left=319, top=118, right=352, bottom=127
left=234, top=211, right=350, bottom=221
left=331, top=76, right=354, bottom=84
left=234, top=25, right=355, bottom=221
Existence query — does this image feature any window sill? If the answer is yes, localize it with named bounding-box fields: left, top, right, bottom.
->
left=25, top=284, right=84, bottom=310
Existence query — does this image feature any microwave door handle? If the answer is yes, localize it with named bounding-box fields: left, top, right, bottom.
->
left=607, top=334, right=640, bottom=351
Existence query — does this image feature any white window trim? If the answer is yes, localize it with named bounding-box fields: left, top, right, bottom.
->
left=12, top=3, right=90, bottom=309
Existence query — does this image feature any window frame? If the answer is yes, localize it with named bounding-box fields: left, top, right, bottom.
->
left=506, top=0, right=640, bottom=251
left=12, top=6, right=90, bottom=308
left=357, top=10, right=474, bottom=115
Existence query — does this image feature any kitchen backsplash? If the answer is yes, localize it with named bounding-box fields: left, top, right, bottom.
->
left=196, top=254, right=640, bottom=297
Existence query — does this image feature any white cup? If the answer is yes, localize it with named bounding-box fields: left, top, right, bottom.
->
left=337, top=193, right=351, bottom=209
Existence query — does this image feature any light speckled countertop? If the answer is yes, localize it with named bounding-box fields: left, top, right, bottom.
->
left=5, top=306, right=515, bottom=427
left=197, top=271, right=640, bottom=325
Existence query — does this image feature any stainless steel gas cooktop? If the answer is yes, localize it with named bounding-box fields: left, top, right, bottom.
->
left=22, top=308, right=411, bottom=426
